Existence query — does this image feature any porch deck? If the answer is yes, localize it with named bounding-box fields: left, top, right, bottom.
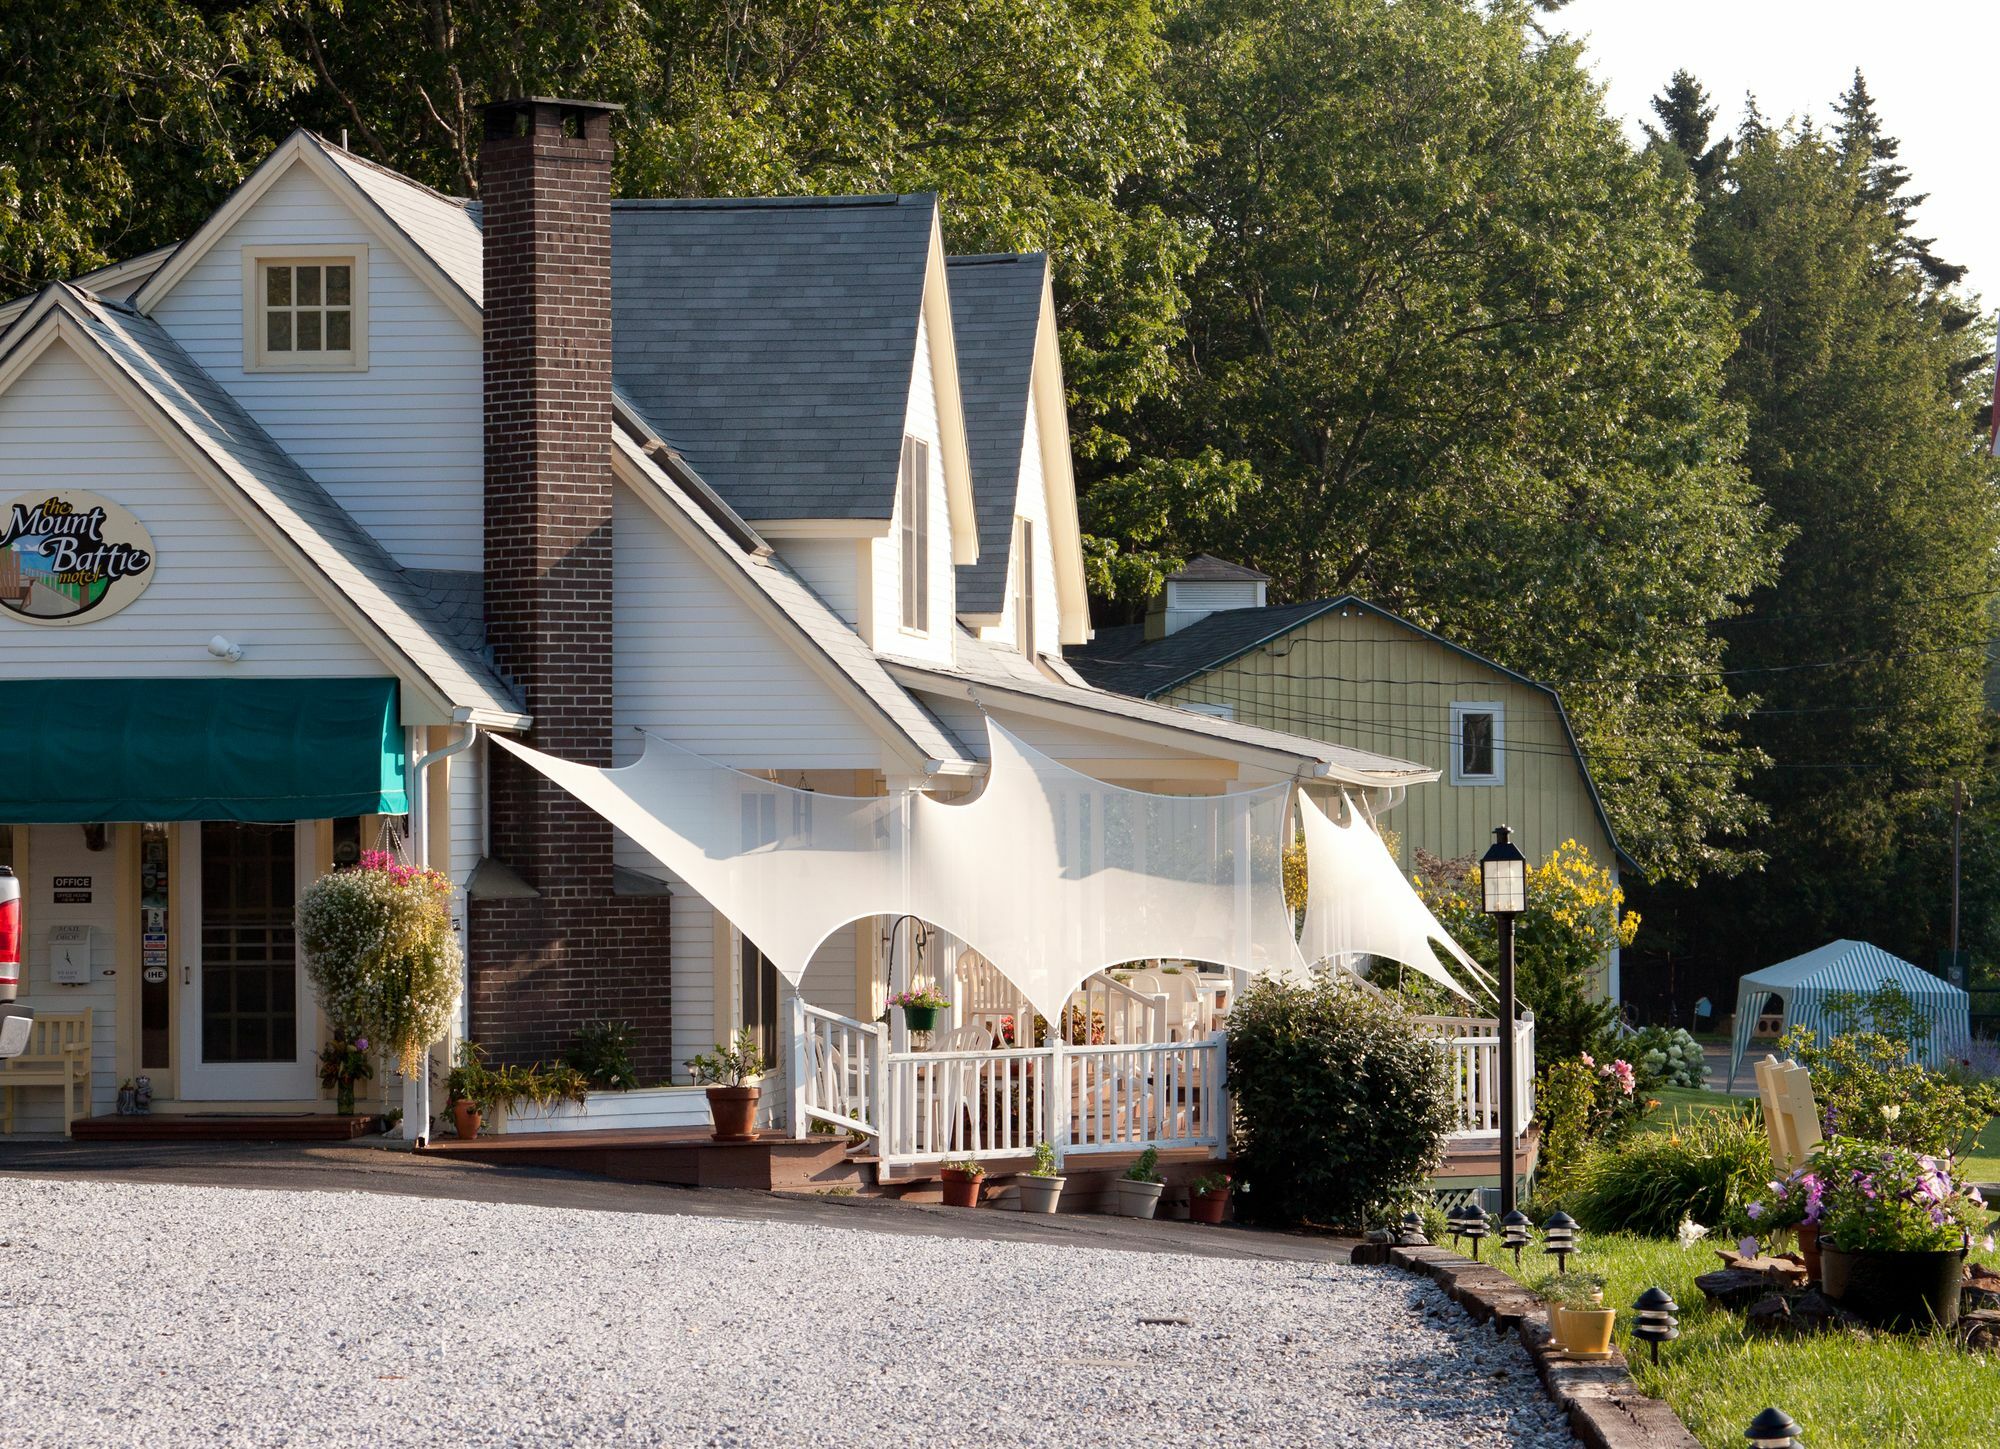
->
left=418, top=1127, right=864, bottom=1192
left=70, top=1113, right=380, bottom=1143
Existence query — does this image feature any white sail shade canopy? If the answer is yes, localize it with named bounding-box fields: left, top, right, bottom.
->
left=491, top=721, right=1302, bottom=1024
left=1296, top=791, right=1486, bottom=1002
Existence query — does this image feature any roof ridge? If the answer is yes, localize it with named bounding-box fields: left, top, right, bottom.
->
left=947, top=252, right=1048, bottom=267
left=613, top=193, right=930, bottom=211
left=308, top=132, right=476, bottom=210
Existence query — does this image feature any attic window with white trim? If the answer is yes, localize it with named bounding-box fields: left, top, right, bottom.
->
left=1450, top=701, right=1503, bottom=786
left=899, top=435, right=930, bottom=633
left=244, top=248, right=367, bottom=371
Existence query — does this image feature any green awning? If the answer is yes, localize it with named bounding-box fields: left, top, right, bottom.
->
left=0, top=677, right=409, bottom=822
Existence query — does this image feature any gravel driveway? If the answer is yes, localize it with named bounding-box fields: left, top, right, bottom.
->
left=0, top=1177, right=1576, bottom=1448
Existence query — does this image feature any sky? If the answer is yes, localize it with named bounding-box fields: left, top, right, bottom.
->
left=1552, top=0, right=1998, bottom=307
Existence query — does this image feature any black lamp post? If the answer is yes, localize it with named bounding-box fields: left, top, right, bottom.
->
left=1501, top=1210, right=1533, bottom=1269
left=1744, top=1408, right=1802, bottom=1448
left=1632, top=1286, right=1679, bottom=1365
left=1479, top=824, right=1528, bottom=1214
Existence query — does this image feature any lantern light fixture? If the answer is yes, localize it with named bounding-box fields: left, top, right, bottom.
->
left=1743, top=1407, right=1802, bottom=1448
left=1632, top=1286, right=1680, bottom=1365
left=1543, top=1211, right=1578, bottom=1274
left=1500, top=1210, right=1533, bottom=1269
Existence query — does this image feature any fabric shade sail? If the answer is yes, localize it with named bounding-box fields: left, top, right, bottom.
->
left=0, top=676, right=408, bottom=822
left=492, top=720, right=1301, bottom=1024
left=1728, top=939, right=1970, bottom=1088
left=1296, top=791, right=1485, bottom=1002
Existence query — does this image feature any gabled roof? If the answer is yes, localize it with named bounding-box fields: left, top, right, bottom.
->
left=946, top=253, right=1046, bottom=617
left=887, top=630, right=1436, bottom=788
left=1071, top=594, right=1633, bottom=871
left=0, top=285, right=526, bottom=727
left=1170, top=554, right=1270, bottom=583
left=610, top=399, right=972, bottom=774
left=610, top=195, right=969, bottom=529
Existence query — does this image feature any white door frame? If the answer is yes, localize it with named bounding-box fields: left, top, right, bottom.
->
left=175, top=820, right=321, bottom=1102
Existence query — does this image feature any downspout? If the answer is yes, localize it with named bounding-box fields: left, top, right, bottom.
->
left=402, top=719, right=479, bottom=1147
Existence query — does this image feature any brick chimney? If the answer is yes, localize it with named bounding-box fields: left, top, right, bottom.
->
left=472, top=98, right=673, bottom=1077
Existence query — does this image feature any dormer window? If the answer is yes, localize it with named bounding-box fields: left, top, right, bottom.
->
left=899, top=434, right=930, bottom=634
left=243, top=247, right=368, bottom=371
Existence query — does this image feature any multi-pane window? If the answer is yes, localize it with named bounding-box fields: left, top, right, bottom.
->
left=199, top=821, right=298, bottom=1064
left=1450, top=702, right=1504, bottom=785
left=899, top=435, right=930, bottom=633
left=246, top=251, right=365, bottom=370
left=265, top=262, right=353, bottom=355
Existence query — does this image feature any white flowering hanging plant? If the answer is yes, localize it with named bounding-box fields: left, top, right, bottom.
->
left=298, top=850, right=461, bottom=1076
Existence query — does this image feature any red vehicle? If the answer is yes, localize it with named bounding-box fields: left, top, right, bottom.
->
left=0, top=866, right=30, bottom=1058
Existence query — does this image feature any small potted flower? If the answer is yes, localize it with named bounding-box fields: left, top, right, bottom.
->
left=687, top=1028, right=769, bottom=1141
left=1189, top=1171, right=1230, bottom=1225
left=941, top=1158, right=986, bottom=1208
left=317, top=1029, right=374, bottom=1117
left=1540, top=1271, right=1610, bottom=1356
left=1814, top=1140, right=1985, bottom=1329
left=887, top=986, right=949, bottom=1036
left=1019, top=1141, right=1065, bottom=1214
left=1115, top=1147, right=1166, bottom=1219
left=1741, top=1165, right=1820, bottom=1274
left=445, top=1041, right=491, bottom=1140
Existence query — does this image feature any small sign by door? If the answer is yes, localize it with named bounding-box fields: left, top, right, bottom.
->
left=53, top=875, right=92, bottom=904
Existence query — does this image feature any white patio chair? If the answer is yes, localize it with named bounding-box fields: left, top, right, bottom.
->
left=917, top=1025, right=997, bottom=1153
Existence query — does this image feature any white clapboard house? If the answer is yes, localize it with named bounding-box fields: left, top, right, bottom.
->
left=0, top=101, right=1528, bottom=1183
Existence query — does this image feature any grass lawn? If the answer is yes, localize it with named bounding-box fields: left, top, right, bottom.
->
left=1493, top=1232, right=2000, bottom=1448
left=1634, top=1086, right=1756, bottom=1132
left=1959, top=1115, right=2000, bottom=1185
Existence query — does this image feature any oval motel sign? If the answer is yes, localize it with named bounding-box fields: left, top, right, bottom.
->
left=0, top=491, right=157, bottom=626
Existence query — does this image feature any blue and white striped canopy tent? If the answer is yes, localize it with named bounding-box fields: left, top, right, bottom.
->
left=1728, top=939, right=1970, bottom=1088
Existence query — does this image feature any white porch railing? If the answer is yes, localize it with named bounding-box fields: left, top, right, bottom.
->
left=793, top=996, right=1528, bottom=1170
left=1415, top=1013, right=1536, bottom=1142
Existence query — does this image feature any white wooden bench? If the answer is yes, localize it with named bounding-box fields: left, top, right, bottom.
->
left=0, top=1009, right=92, bottom=1137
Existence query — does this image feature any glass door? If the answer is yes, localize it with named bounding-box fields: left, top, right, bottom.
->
left=177, top=821, right=319, bottom=1100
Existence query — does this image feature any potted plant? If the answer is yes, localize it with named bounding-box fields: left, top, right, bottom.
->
left=1548, top=1273, right=1614, bottom=1358
left=1115, top=1146, right=1166, bottom=1219
left=687, top=1028, right=769, bottom=1141
left=1742, top=1165, right=1820, bottom=1277
left=1531, top=1271, right=1608, bottom=1356
left=1189, top=1171, right=1230, bottom=1225
left=1018, top=1142, right=1065, bottom=1214
left=1814, top=1140, right=1981, bottom=1329
left=445, top=1041, right=491, bottom=1140
left=317, top=1030, right=374, bottom=1116
left=941, top=1159, right=986, bottom=1208
left=887, top=986, right=949, bottom=1036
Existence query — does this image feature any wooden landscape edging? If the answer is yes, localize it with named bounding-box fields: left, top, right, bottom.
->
left=1352, top=1240, right=1701, bottom=1449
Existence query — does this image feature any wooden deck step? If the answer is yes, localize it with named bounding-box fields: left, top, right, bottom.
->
left=70, top=1113, right=379, bottom=1143
left=420, top=1127, right=866, bottom=1192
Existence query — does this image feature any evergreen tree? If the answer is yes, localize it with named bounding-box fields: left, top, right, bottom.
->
left=1834, top=70, right=1969, bottom=295
left=1644, top=70, right=1730, bottom=188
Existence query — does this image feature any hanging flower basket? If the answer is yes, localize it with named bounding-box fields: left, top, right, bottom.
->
left=888, top=988, right=949, bottom=1035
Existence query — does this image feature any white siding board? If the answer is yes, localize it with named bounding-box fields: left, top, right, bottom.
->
left=612, top=481, right=890, bottom=769
left=774, top=537, right=861, bottom=627
left=7, top=825, right=121, bottom=1131
left=0, top=341, right=383, bottom=678
left=148, top=163, right=482, bottom=570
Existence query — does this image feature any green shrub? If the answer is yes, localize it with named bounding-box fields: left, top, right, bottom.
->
left=565, top=1019, right=639, bottom=1091
left=1556, top=1106, right=1769, bottom=1237
left=1536, top=1052, right=1643, bottom=1184
left=1225, top=974, right=1455, bottom=1229
left=1628, top=1026, right=1710, bottom=1090
left=1779, top=1019, right=1998, bottom=1157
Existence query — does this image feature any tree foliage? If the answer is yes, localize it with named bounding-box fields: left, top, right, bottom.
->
left=1088, top=0, right=1778, bottom=880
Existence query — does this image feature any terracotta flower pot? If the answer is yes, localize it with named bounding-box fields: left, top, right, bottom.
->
left=1798, top=1221, right=1822, bottom=1282
left=706, top=1085, right=760, bottom=1142
left=1114, top=1180, right=1164, bottom=1219
left=1819, top=1244, right=1965, bottom=1329
left=452, top=1100, right=482, bottom=1140
left=1189, top=1188, right=1229, bottom=1225
left=941, top=1167, right=985, bottom=1208
left=1017, top=1176, right=1064, bottom=1214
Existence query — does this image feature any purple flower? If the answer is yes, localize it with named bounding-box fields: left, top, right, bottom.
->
left=1746, top=1202, right=1764, bottom=1221
left=355, top=1038, right=369, bottom=1051
left=1738, top=1235, right=1761, bottom=1258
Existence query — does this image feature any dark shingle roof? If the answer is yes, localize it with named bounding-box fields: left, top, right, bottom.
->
left=946, top=253, right=1045, bottom=616
left=1069, top=601, right=1340, bottom=698
left=609, top=195, right=937, bottom=522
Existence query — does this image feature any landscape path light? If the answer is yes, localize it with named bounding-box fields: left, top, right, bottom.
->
left=1478, top=825, right=1528, bottom=1214
left=1461, top=1204, right=1489, bottom=1260
left=1744, top=1407, right=1802, bottom=1448
left=1398, top=1210, right=1429, bottom=1246
left=1543, top=1211, right=1577, bottom=1274
left=1632, top=1286, right=1679, bottom=1365
left=1501, top=1210, right=1533, bottom=1269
